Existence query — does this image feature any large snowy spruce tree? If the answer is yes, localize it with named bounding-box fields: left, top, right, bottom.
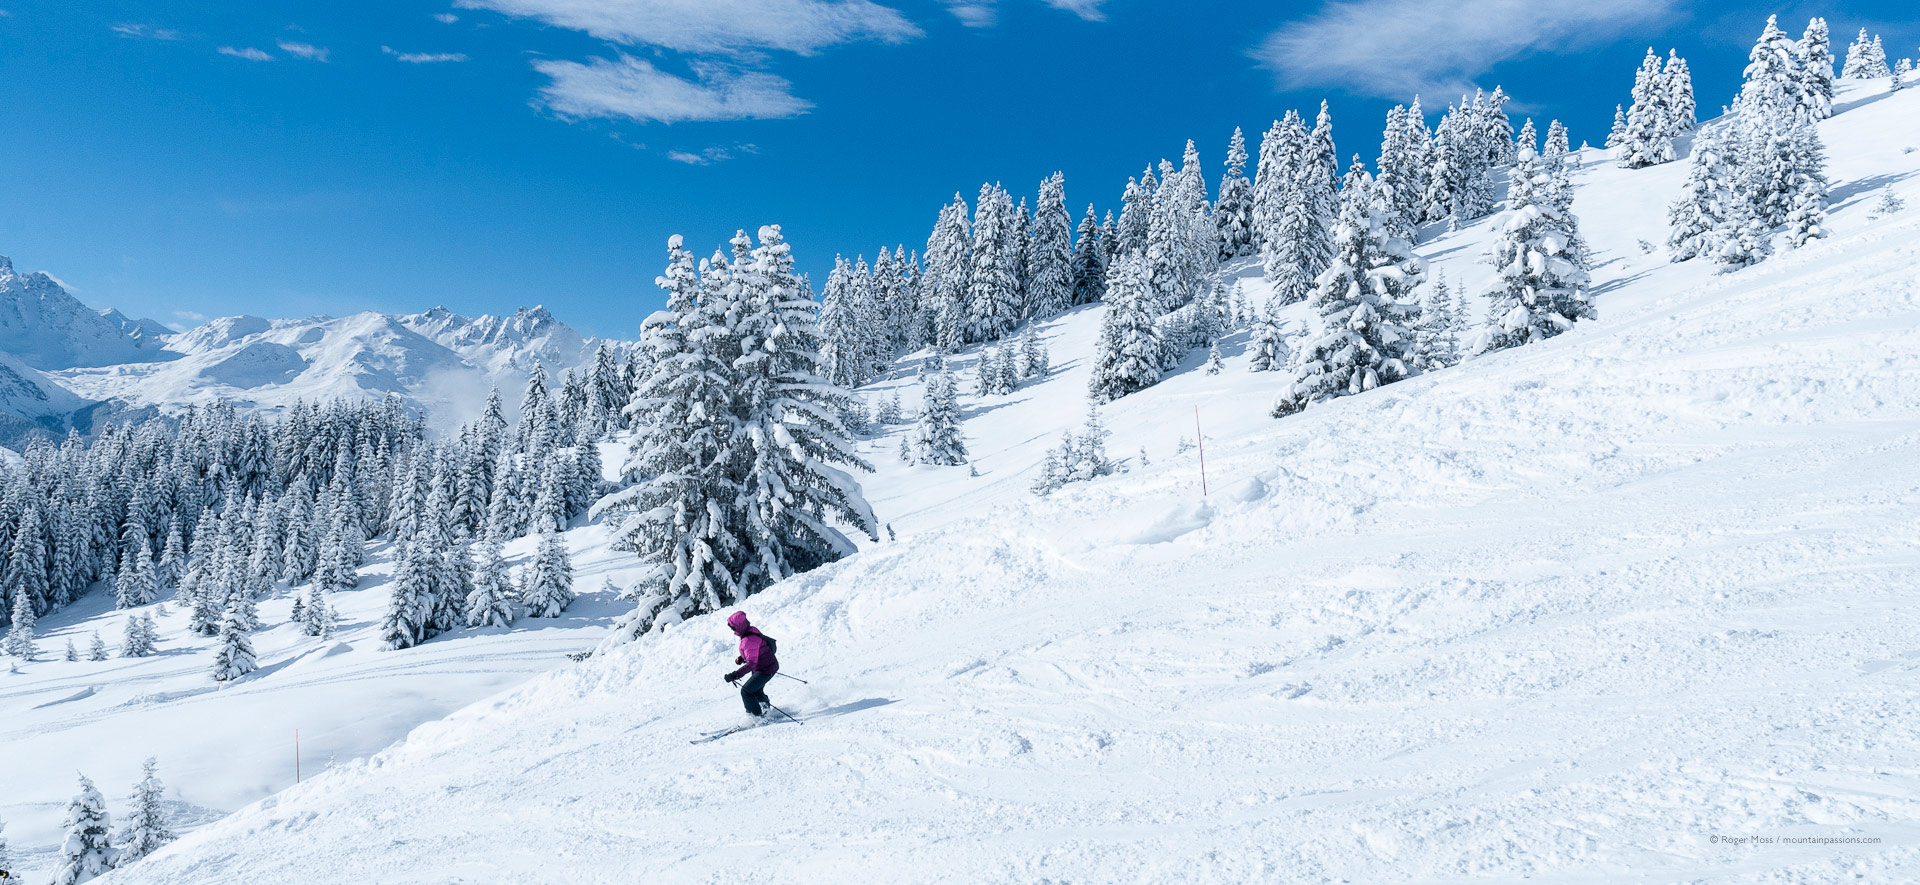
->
left=1474, top=149, right=1594, bottom=354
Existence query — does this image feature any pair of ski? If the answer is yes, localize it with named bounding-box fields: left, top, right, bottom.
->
left=690, top=707, right=803, bottom=744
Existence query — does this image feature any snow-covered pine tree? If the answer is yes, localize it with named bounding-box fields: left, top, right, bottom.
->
left=1667, top=124, right=1732, bottom=261
left=380, top=541, right=433, bottom=650
left=1029, top=446, right=1062, bottom=496
left=1087, top=254, right=1164, bottom=403
left=120, top=612, right=157, bottom=657
left=1621, top=48, right=1675, bottom=168
left=922, top=196, right=973, bottom=354
left=818, top=256, right=865, bottom=388
left=1070, top=404, right=1112, bottom=481
left=968, top=184, right=1023, bottom=342
left=909, top=361, right=968, bottom=466
left=464, top=539, right=515, bottom=628
left=1204, top=341, right=1224, bottom=375
left=596, top=237, right=751, bottom=630
left=1070, top=204, right=1108, bottom=305
left=1515, top=118, right=1538, bottom=157
left=49, top=773, right=119, bottom=884
left=1544, top=121, right=1570, bottom=164
left=1896, top=58, right=1912, bottom=91
left=1474, top=148, right=1594, bottom=354
left=87, top=630, right=107, bottom=661
left=1841, top=28, right=1891, bottom=79
left=520, top=532, right=574, bottom=618
left=1246, top=293, right=1288, bottom=372
left=210, top=596, right=257, bottom=680
left=8, top=505, right=48, bottom=619
left=300, top=586, right=336, bottom=638
left=1027, top=172, right=1075, bottom=320
left=155, top=522, right=184, bottom=597
left=66, top=637, right=78, bottom=661
left=1796, top=19, right=1835, bottom=119
left=115, top=757, right=174, bottom=866
left=1217, top=127, right=1255, bottom=258
left=1018, top=322, right=1050, bottom=379
left=4, top=584, right=36, bottom=659
left=1274, top=167, right=1425, bottom=416
left=1604, top=104, right=1628, bottom=150
left=1260, top=111, right=1311, bottom=293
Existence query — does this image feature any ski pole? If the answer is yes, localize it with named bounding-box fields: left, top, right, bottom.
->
left=765, top=703, right=803, bottom=725
left=776, top=672, right=809, bottom=684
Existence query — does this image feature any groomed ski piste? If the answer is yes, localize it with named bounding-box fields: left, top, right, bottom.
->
left=13, top=80, right=1920, bottom=882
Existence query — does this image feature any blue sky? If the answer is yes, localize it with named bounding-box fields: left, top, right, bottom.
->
left=0, top=1, right=1912, bottom=339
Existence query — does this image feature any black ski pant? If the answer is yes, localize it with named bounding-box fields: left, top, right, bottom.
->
left=739, top=671, right=774, bottom=716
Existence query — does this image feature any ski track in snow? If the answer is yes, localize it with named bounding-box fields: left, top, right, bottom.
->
left=8, top=81, right=1920, bottom=883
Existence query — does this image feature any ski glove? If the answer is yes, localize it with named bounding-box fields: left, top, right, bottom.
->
left=735, top=655, right=745, bottom=665
left=726, top=672, right=741, bottom=685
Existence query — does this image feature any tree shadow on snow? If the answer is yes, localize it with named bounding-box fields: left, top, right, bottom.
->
left=810, top=697, right=897, bottom=719
left=1829, top=171, right=1916, bottom=210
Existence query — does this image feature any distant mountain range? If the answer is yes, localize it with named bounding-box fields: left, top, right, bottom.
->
left=0, top=254, right=611, bottom=445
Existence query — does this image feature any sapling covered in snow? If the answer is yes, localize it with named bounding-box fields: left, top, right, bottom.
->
left=301, top=587, right=336, bottom=638
left=1841, top=28, right=1890, bottom=79
left=50, top=773, right=119, bottom=884
left=121, top=612, right=158, bottom=657
left=5, top=588, right=37, bottom=659
left=87, top=630, right=108, bottom=662
left=1869, top=188, right=1907, bottom=219
left=115, top=757, right=175, bottom=866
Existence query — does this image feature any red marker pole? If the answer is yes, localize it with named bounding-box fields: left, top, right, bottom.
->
left=1195, top=406, right=1207, bottom=497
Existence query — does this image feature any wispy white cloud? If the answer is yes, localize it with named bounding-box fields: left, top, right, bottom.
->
left=276, top=40, right=330, bottom=61
left=456, top=0, right=920, bottom=55
left=382, top=45, right=470, bottom=63
left=666, top=144, right=754, bottom=164
left=535, top=55, right=811, bottom=123
left=218, top=46, right=275, bottom=61
left=1254, top=0, right=1675, bottom=99
left=941, top=0, right=1107, bottom=27
left=172, top=310, right=208, bottom=325
left=434, top=12, right=460, bottom=24
left=111, top=23, right=182, bottom=40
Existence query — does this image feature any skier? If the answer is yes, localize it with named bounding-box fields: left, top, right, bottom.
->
left=723, top=611, right=780, bottom=718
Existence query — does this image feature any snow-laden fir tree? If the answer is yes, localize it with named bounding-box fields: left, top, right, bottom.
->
left=1246, top=298, right=1288, bottom=372
left=922, top=195, right=973, bottom=353
left=1474, top=148, right=1594, bottom=354
left=115, top=757, right=174, bottom=866
left=300, top=586, right=336, bottom=637
left=1204, top=341, right=1224, bottom=375
left=1068, top=403, right=1112, bottom=481
left=909, top=360, right=968, bottom=466
left=1070, top=204, right=1108, bottom=304
left=1018, top=322, right=1050, bottom=379
left=1841, top=28, right=1890, bottom=78
left=4, top=586, right=36, bottom=659
left=1274, top=168, right=1425, bottom=416
left=1604, top=104, right=1628, bottom=150
left=380, top=541, right=434, bottom=650
left=1087, top=254, right=1164, bottom=403
left=1620, top=48, right=1675, bottom=168
left=1797, top=18, right=1835, bottom=119
left=65, top=636, right=78, bottom=661
left=1661, top=51, right=1697, bottom=136
left=465, top=538, right=515, bottom=627
left=1249, top=119, right=1290, bottom=258
left=1258, top=112, right=1310, bottom=292
left=1413, top=270, right=1461, bottom=370
left=728, top=225, right=879, bottom=587
left=155, top=522, right=184, bottom=597
left=210, top=596, right=257, bottom=681
left=1515, top=118, right=1538, bottom=157
left=1896, top=58, right=1911, bottom=91
left=817, top=256, right=867, bottom=388
left=1029, top=446, right=1062, bottom=496
left=520, top=532, right=574, bottom=618
left=1027, top=172, right=1075, bottom=319
left=116, top=543, right=158, bottom=609
left=596, top=236, right=750, bottom=629
left=1667, top=124, right=1734, bottom=261
left=969, top=184, right=1024, bottom=342
left=87, top=630, right=108, bottom=662
left=120, top=611, right=157, bottom=657
left=8, top=505, right=48, bottom=619
left=1216, top=127, right=1255, bottom=258
left=50, top=773, right=119, bottom=884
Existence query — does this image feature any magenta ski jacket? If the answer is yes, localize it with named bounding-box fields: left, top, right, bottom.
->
left=726, top=612, right=779, bottom=679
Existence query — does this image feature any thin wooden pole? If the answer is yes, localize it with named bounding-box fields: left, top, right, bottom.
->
left=1194, top=406, right=1208, bottom=496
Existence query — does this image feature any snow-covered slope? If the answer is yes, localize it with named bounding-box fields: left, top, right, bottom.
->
left=17, top=82, right=1920, bottom=883
left=398, top=305, right=594, bottom=377
left=0, top=256, right=172, bottom=370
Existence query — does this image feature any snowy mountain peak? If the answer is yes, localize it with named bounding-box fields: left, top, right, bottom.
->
left=97, top=307, right=177, bottom=343
left=0, top=254, right=174, bottom=370
left=397, top=303, right=592, bottom=376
